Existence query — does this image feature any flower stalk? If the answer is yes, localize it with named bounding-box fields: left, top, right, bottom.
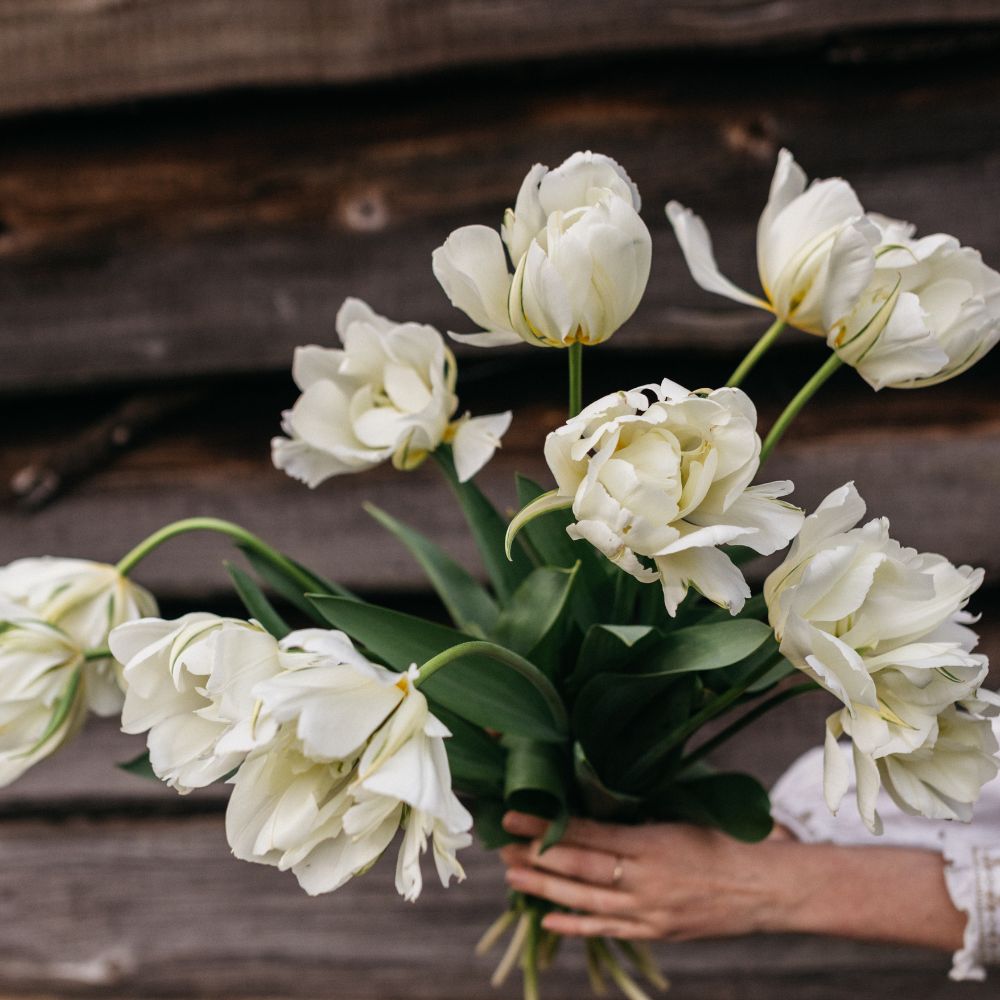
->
left=728, top=318, right=786, bottom=387
left=760, top=353, right=843, bottom=461
left=568, top=341, right=584, bottom=417
left=414, top=640, right=569, bottom=738
left=115, top=517, right=317, bottom=595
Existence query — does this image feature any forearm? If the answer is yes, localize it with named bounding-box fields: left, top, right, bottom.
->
left=758, top=841, right=966, bottom=952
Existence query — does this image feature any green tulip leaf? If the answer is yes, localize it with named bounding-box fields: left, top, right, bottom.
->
left=309, top=596, right=566, bottom=742
left=117, top=749, right=159, bottom=783
left=649, top=772, right=774, bottom=843
left=364, top=502, right=499, bottom=635
left=433, top=448, right=532, bottom=603
left=225, top=562, right=291, bottom=639
left=636, top=620, right=773, bottom=676
left=491, top=565, right=578, bottom=656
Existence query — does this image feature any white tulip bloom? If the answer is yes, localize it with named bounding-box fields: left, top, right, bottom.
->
left=0, top=557, right=157, bottom=715
left=667, top=149, right=880, bottom=335
left=520, top=380, right=803, bottom=615
left=433, top=151, right=651, bottom=348
left=109, top=614, right=291, bottom=793
left=228, top=644, right=471, bottom=900
left=766, top=483, right=995, bottom=831
left=0, top=612, right=88, bottom=786
left=829, top=222, right=1000, bottom=389
left=272, top=298, right=510, bottom=486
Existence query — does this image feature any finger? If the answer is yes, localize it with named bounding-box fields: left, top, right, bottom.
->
left=505, top=865, right=632, bottom=915
left=498, top=844, right=532, bottom=867
left=526, top=841, right=624, bottom=888
left=541, top=912, right=655, bottom=940
left=502, top=811, right=639, bottom=856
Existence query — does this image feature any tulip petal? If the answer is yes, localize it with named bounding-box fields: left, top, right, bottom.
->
left=666, top=201, right=770, bottom=310
left=432, top=225, right=516, bottom=336
left=654, top=546, right=750, bottom=616
left=451, top=411, right=512, bottom=483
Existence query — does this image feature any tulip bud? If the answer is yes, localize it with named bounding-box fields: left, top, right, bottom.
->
left=433, top=151, right=651, bottom=349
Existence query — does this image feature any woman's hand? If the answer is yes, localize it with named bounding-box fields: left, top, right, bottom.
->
left=500, top=810, right=795, bottom=941
left=499, top=811, right=966, bottom=951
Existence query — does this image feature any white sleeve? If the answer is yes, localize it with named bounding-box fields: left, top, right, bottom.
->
left=769, top=717, right=1000, bottom=981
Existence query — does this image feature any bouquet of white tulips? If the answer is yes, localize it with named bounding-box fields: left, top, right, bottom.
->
left=2, top=150, right=999, bottom=999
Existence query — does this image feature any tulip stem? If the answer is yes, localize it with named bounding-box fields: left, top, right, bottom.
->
left=83, top=647, right=111, bottom=662
left=568, top=342, right=584, bottom=418
left=678, top=681, right=820, bottom=772
left=414, top=640, right=569, bottom=738
left=761, top=353, right=843, bottom=462
left=115, top=517, right=318, bottom=595
left=728, top=317, right=786, bottom=387
left=626, top=653, right=782, bottom=783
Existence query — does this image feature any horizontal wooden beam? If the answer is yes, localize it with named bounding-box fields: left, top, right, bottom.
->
left=2, top=63, right=1000, bottom=391
left=2, top=2, right=999, bottom=116
left=0, top=815, right=971, bottom=997
left=2, top=383, right=999, bottom=593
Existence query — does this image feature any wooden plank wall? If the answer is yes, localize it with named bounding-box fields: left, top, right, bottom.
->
left=1, top=3, right=999, bottom=996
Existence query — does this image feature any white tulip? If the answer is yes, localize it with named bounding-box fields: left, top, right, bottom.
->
left=109, top=614, right=291, bottom=793
left=228, top=644, right=471, bottom=900
left=0, top=557, right=157, bottom=715
left=272, top=298, right=510, bottom=485
left=0, top=612, right=88, bottom=786
left=766, top=483, right=996, bottom=832
left=829, top=222, right=1000, bottom=389
left=433, top=151, right=651, bottom=348
left=667, top=148, right=880, bottom=335
left=518, top=380, right=803, bottom=615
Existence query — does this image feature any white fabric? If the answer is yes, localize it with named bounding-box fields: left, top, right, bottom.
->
left=771, top=717, right=1000, bottom=981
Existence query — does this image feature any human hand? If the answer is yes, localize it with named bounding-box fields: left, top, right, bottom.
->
left=499, top=810, right=965, bottom=953
left=499, top=811, right=796, bottom=942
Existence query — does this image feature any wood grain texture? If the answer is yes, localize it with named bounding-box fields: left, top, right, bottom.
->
left=2, top=1, right=1000, bottom=116
left=0, top=816, right=987, bottom=998
left=2, top=64, right=1000, bottom=391
left=2, top=380, right=999, bottom=594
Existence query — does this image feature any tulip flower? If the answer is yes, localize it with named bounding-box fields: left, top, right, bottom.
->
left=227, top=636, right=471, bottom=900
left=511, top=380, right=804, bottom=615
left=667, top=149, right=880, bottom=336
left=109, top=614, right=291, bottom=792
left=272, top=298, right=510, bottom=486
left=829, top=223, right=1000, bottom=389
left=0, top=610, right=88, bottom=786
left=0, top=556, right=157, bottom=714
left=765, top=483, right=997, bottom=832
left=433, top=151, right=651, bottom=349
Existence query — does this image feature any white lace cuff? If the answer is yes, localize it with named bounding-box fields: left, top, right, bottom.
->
left=942, top=839, right=1000, bottom=981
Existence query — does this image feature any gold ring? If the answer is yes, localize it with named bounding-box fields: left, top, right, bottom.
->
left=611, top=857, right=625, bottom=887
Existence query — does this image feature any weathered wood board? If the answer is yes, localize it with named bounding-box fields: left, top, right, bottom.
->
left=3, top=385, right=999, bottom=594
left=2, top=61, right=1000, bottom=391
left=0, top=817, right=987, bottom=999
left=2, top=1, right=1000, bottom=116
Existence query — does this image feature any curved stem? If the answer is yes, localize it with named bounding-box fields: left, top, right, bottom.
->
left=115, top=517, right=317, bottom=594
left=679, top=681, right=820, bottom=772
left=760, top=353, right=843, bottom=462
left=627, top=653, right=782, bottom=781
left=83, top=647, right=111, bottom=662
left=728, top=318, right=786, bottom=388
left=568, top=341, right=583, bottom=418
left=414, top=640, right=569, bottom=737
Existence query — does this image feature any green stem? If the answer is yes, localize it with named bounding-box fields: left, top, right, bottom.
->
left=679, top=681, right=820, bottom=772
left=627, top=654, right=782, bottom=781
left=522, top=909, right=541, bottom=1000
left=414, top=640, right=569, bottom=737
left=568, top=341, right=583, bottom=418
left=83, top=647, right=111, bottom=662
left=115, top=517, right=317, bottom=594
left=760, top=353, right=843, bottom=462
left=728, top=318, right=786, bottom=388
